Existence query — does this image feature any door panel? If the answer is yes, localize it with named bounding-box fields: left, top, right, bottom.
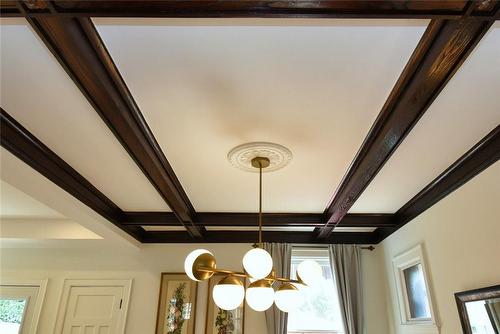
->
left=62, top=286, right=123, bottom=334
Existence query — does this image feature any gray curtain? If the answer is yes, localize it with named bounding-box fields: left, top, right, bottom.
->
left=328, top=245, right=363, bottom=334
left=263, top=243, right=292, bottom=334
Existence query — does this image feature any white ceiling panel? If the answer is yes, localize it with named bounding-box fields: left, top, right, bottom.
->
left=351, top=22, right=500, bottom=213
left=0, top=18, right=170, bottom=212
left=95, top=18, right=428, bottom=212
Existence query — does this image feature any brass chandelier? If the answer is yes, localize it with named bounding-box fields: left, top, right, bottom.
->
left=185, top=150, right=323, bottom=312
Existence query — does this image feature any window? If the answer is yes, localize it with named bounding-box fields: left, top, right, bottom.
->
left=0, top=299, right=27, bottom=334
left=0, top=280, right=47, bottom=334
left=403, top=263, right=431, bottom=319
left=287, top=247, right=344, bottom=334
left=392, top=245, right=438, bottom=332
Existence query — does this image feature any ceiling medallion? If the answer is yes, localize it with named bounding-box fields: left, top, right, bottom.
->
left=185, top=146, right=323, bottom=314
left=227, top=142, right=292, bottom=173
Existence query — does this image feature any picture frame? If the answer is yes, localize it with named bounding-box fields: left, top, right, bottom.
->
left=155, top=273, right=198, bottom=334
left=455, top=284, right=500, bottom=334
left=392, top=244, right=439, bottom=333
left=205, top=274, right=245, bottom=334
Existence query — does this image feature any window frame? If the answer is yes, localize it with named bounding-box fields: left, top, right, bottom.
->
left=0, top=278, right=48, bottom=334
left=392, top=244, right=439, bottom=332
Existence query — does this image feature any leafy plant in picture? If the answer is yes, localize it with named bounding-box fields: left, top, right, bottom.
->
left=215, top=308, right=235, bottom=334
left=166, top=283, right=187, bottom=334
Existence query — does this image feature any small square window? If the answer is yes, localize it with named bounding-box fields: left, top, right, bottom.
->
left=403, top=263, right=431, bottom=320
left=392, top=245, right=438, bottom=331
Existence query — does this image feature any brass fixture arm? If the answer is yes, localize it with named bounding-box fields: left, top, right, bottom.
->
left=199, top=266, right=303, bottom=285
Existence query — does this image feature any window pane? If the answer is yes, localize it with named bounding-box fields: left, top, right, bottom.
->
left=0, top=299, right=27, bottom=334
left=403, top=263, right=431, bottom=319
left=288, top=248, right=344, bottom=333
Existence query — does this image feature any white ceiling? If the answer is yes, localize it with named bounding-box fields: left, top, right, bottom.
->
left=0, top=180, right=63, bottom=218
left=351, top=21, right=500, bottom=213
left=1, top=148, right=140, bottom=247
left=94, top=18, right=428, bottom=212
left=0, top=179, right=100, bottom=240
left=0, top=18, right=170, bottom=212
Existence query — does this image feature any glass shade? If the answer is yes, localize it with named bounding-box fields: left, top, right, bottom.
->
left=274, top=283, right=300, bottom=312
left=246, top=279, right=275, bottom=311
left=242, top=248, right=273, bottom=280
left=296, top=259, right=323, bottom=286
left=184, top=249, right=212, bottom=281
left=212, top=276, right=245, bottom=311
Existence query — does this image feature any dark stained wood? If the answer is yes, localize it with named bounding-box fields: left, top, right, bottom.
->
left=376, top=125, right=500, bottom=242
left=142, top=230, right=377, bottom=244
left=455, top=285, right=500, bottom=334
left=0, top=108, right=145, bottom=241
left=123, top=212, right=396, bottom=228
left=317, top=14, right=496, bottom=239
left=2, top=0, right=485, bottom=19
left=25, top=16, right=204, bottom=238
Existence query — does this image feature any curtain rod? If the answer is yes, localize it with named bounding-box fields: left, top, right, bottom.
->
left=290, top=244, right=375, bottom=251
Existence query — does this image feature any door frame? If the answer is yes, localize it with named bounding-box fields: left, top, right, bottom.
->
left=54, top=279, right=132, bottom=334
left=0, top=278, right=48, bottom=334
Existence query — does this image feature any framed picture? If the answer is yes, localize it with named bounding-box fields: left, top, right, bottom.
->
left=392, top=244, right=439, bottom=333
left=156, top=273, right=198, bottom=334
left=206, top=274, right=245, bottom=334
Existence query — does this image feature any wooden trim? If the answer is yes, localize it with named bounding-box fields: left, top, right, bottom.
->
left=317, top=14, right=496, bottom=239
left=5, top=0, right=500, bottom=20
left=376, top=125, right=500, bottom=242
left=24, top=16, right=204, bottom=238
left=142, top=230, right=377, bottom=244
left=123, top=212, right=396, bottom=228
left=0, top=108, right=145, bottom=241
left=455, top=285, right=500, bottom=334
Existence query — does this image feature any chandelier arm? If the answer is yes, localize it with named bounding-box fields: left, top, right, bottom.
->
left=198, top=266, right=302, bottom=285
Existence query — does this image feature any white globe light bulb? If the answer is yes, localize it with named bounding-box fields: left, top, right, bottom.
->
left=245, top=280, right=275, bottom=311
left=184, top=249, right=212, bottom=281
left=212, top=276, right=245, bottom=311
left=242, top=248, right=273, bottom=280
left=296, top=259, right=323, bottom=286
left=274, top=283, right=300, bottom=312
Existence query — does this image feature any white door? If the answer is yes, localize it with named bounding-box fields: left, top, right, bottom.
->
left=61, top=285, right=124, bottom=334
left=0, top=285, right=41, bottom=334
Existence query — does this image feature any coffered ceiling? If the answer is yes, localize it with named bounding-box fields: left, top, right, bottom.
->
left=1, top=0, right=499, bottom=244
left=94, top=18, right=427, bottom=213
left=1, top=18, right=170, bottom=212
left=351, top=22, right=500, bottom=213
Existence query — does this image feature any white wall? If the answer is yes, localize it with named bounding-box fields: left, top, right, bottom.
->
left=0, top=243, right=267, bottom=334
left=379, top=161, right=500, bottom=334
left=362, top=248, right=391, bottom=334
left=0, top=241, right=389, bottom=334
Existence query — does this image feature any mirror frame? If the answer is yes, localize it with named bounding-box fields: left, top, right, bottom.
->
left=455, top=284, right=500, bottom=334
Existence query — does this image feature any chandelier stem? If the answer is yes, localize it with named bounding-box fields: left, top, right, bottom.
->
left=259, top=162, right=263, bottom=248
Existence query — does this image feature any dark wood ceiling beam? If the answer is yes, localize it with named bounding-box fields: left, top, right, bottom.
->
left=0, top=108, right=146, bottom=241
left=375, top=125, right=500, bottom=242
left=2, top=0, right=486, bottom=19
left=3, top=0, right=499, bottom=20
left=142, top=230, right=377, bottom=244
left=122, top=212, right=396, bottom=228
left=317, top=13, right=496, bottom=239
left=24, top=16, right=204, bottom=238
